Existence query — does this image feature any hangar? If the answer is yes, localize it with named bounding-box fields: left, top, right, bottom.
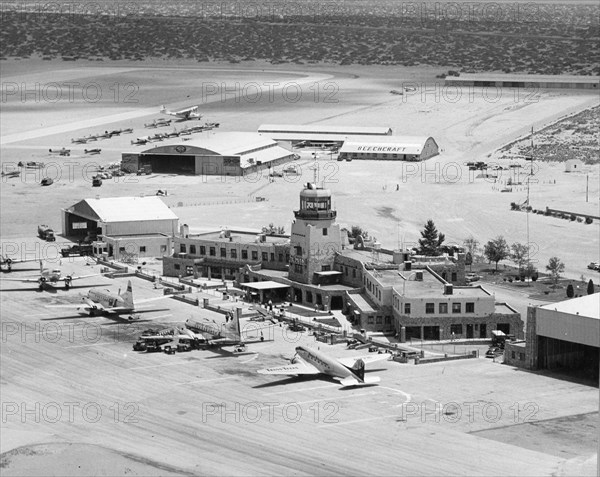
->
left=258, top=124, right=393, bottom=149
left=338, top=136, right=439, bottom=161
left=445, top=74, right=599, bottom=90
left=121, top=132, right=294, bottom=176
left=62, top=196, right=178, bottom=261
left=506, top=293, right=599, bottom=383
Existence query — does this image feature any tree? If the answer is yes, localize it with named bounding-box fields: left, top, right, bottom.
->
left=418, top=219, right=445, bottom=256
left=463, top=236, right=479, bottom=271
left=588, top=279, right=595, bottom=295
left=511, top=242, right=530, bottom=274
left=545, top=256, right=565, bottom=290
left=483, top=236, right=510, bottom=272
left=348, top=226, right=369, bottom=240
left=566, top=284, right=574, bottom=298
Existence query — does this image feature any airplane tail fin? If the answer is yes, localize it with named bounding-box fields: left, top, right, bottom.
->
left=121, top=280, right=134, bottom=309
left=224, top=309, right=242, bottom=341
left=350, top=358, right=366, bottom=382
left=160, top=105, right=166, bottom=113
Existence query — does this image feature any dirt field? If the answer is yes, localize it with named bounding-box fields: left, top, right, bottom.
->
left=1, top=59, right=598, bottom=476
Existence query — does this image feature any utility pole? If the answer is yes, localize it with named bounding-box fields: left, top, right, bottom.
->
left=525, top=126, right=535, bottom=284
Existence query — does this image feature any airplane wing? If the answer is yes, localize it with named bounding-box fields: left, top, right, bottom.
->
left=336, top=375, right=381, bottom=387
left=257, top=360, right=320, bottom=376
left=58, top=272, right=103, bottom=282
left=1, top=276, right=44, bottom=283
left=337, top=353, right=390, bottom=368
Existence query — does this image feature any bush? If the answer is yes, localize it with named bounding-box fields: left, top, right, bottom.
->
left=585, top=217, right=593, bottom=224
left=531, top=272, right=538, bottom=282
left=566, top=284, right=574, bottom=298
left=508, top=278, right=513, bottom=283
left=577, top=217, right=583, bottom=222
left=570, top=214, right=577, bottom=221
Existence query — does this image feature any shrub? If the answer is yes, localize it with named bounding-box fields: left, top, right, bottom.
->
left=585, top=217, right=593, bottom=224
left=508, top=278, right=513, bottom=283
left=570, top=214, right=577, bottom=221
left=577, top=217, right=583, bottom=222
left=566, top=284, right=574, bottom=298
left=531, top=272, right=539, bottom=282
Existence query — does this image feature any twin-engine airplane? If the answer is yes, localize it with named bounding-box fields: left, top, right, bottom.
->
left=50, top=280, right=168, bottom=320
left=257, top=345, right=389, bottom=387
left=185, top=313, right=243, bottom=346
left=160, top=105, right=202, bottom=121
left=2, top=261, right=99, bottom=290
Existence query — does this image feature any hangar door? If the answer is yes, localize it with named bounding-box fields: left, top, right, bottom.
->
left=139, top=154, right=196, bottom=174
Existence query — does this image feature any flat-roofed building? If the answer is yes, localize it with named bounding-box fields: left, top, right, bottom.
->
left=163, top=228, right=290, bottom=280
left=346, top=266, right=523, bottom=339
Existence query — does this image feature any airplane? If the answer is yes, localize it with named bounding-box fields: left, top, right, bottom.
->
left=185, top=312, right=244, bottom=346
left=165, top=128, right=180, bottom=138
left=71, top=137, right=89, bottom=144
left=49, top=280, right=169, bottom=320
left=390, top=90, right=403, bottom=95
left=84, top=148, right=101, bottom=155
left=48, top=148, right=70, bottom=156
left=144, top=120, right=158, bottom=129
left=257, top=345, right=389, bottom=387
left=120, top=127, right=133, bottom=134
left=160, top=105, right=202, bottom=121
left=1, top=260, right=100, bottom=290
left=0, top=255, right=39, bottom=272
left=155, top=118, right=172, bottom=127
left=131, top=137, right=149, bottom=145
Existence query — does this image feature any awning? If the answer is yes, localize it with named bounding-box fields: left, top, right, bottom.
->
left=314, top=271, right=342, bottom=276
left=241, top=281, right=290, bottom=290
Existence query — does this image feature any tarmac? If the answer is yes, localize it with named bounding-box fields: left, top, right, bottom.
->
left=1, top=257, right=598, bottom=476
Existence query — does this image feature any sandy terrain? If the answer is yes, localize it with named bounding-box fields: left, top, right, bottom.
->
left=1, top=59, right=599, bottom=476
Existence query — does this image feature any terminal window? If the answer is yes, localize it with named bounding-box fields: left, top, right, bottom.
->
left=404, top=303, right=411, bottom=314
left=450, top=324, right=463, bottom=335
left=262, top=252, right=268, bottom=261
left=209, top=247, right=216, bottom=256
left=425, top=303, right=434, bottom=314
left=452, top=303, right=461, bottom=313
left=466, top=302, right=475, bottom=313
left=200, top=246, right=206, bottom=255
left=439, top=303, right=448, bottom=314
left=139, top=246, right=146, bottom=253
left=323, top=228, right=328, bottom=236
left=231, top=249, right=237, bottom=259
left=242, top=250, right=248, bottom=260
left=180, top=244, right=186, bottom=253
left=252, top=251, right=258, bottom=260
left=190, top=245, right=196, bottom=254
left=220, top=248, right=226, bottom=258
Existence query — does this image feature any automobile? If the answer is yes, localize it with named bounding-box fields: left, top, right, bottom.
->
left=60, top=244, right=93, bottom=257
left=485, top=347, right=503, bottom=358
left=587, top=262, right=600, bottom=271
left=465, top=273, right=481, bottom=282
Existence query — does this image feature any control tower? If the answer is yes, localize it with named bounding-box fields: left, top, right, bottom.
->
left=288, top=183, right=342, bottom=284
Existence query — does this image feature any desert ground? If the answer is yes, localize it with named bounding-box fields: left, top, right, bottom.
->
left=1, top=59, right=599, bottom=476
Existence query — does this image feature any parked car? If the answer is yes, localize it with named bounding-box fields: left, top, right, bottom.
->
left=587, top=262, right=600, bottom=271
left=485, top=347, right=503, bottom=358
left=465, top=273, right=481, bottom=282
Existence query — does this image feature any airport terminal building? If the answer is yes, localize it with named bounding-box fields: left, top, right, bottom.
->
left=163, top=184, right=519, bottom=340
left=121, top=132, right=294, bottom=176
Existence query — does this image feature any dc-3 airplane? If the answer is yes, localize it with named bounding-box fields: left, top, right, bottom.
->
left=185, top=312, right=245, bottom=346
left=257, top=345, right=389, bottom=387
left=84, top=148, right=101, bottom=155
left=160, top=105, right=202, bottom=121
left=49, top=280, right=169, bottom=320
left=1, top=260, right=100, bottom=290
